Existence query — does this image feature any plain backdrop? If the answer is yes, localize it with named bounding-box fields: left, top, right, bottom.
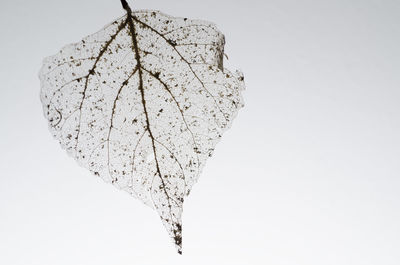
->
left=1, top=0, right=399, bottom=264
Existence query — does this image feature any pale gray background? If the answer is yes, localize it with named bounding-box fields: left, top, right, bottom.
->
left=1, top=0, right=399, bottom=264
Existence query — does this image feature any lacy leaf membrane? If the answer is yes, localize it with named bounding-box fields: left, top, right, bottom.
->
left=40, top=8, right=244, bottom=253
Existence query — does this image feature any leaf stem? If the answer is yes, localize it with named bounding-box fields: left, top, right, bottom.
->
left=120, top=0, right=132, bottom=13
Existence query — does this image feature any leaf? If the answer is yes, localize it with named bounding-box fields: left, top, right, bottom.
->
left=39, top=0, right=244, bottom=254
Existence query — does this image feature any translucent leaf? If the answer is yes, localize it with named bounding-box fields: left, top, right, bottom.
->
left=39, top=0, right=244, bottom=254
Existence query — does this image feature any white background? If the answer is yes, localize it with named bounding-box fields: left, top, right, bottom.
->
left=1, top=0, right=399, bottom=264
